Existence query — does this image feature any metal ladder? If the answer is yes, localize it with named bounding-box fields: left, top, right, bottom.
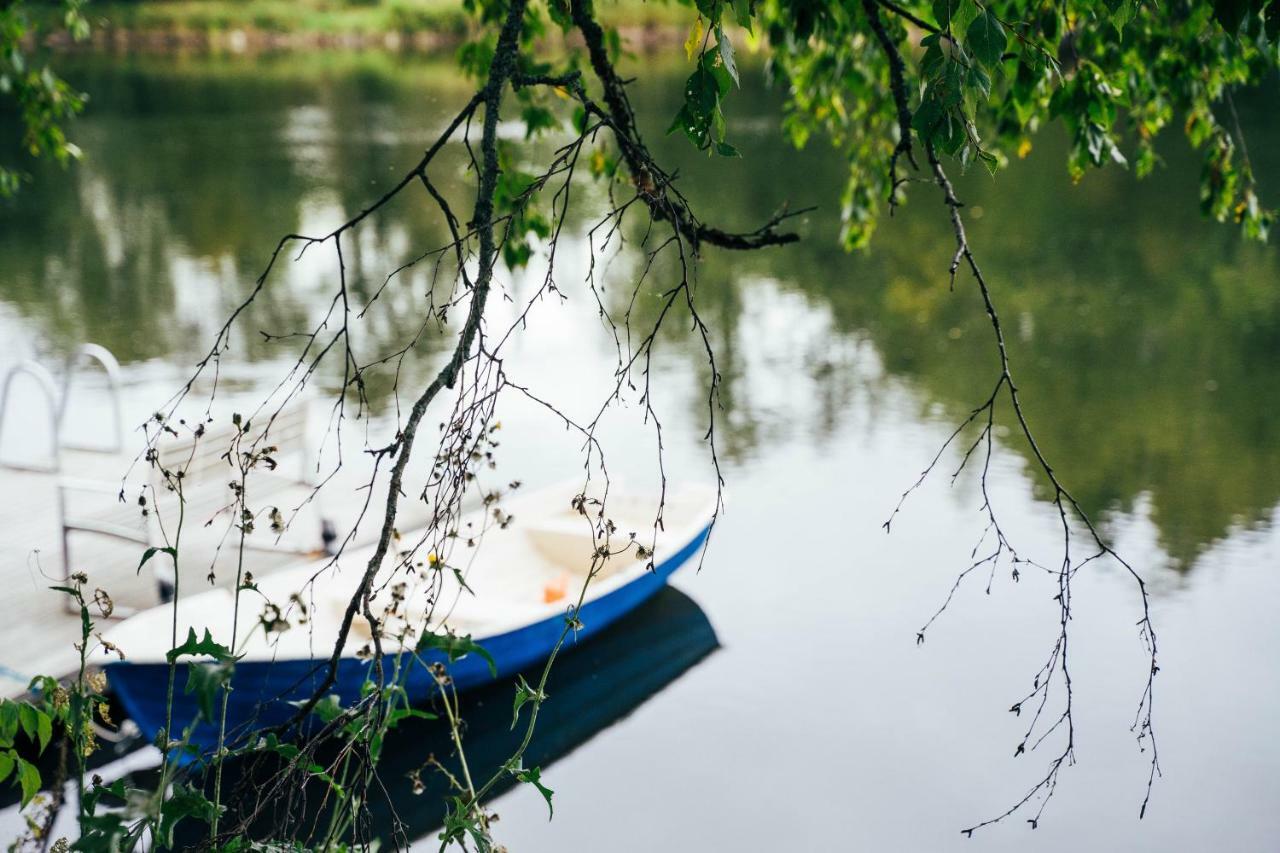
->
left=0, top=343, right=125, bottom=472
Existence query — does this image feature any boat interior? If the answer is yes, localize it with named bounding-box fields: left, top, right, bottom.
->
left=101, top=481, right=716, bottom=665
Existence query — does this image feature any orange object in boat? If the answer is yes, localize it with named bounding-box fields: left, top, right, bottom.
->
left=543, top=573, right=570, bottom=603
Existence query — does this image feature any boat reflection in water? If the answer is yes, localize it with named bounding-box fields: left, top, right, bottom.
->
left=200, top=585, right=719, bottom=846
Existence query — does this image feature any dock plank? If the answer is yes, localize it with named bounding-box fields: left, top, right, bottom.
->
left=0, top=454, right=431, bottom=696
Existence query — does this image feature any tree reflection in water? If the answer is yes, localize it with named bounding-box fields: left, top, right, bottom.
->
left=1, top=54, right=1277, bottom=572
left=169, top=585, right=718, bottom=847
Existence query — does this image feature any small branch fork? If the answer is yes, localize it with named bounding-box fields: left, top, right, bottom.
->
left=862, top=3, right=1160, bottom=834
left=570, top=0, right=805, bottom=253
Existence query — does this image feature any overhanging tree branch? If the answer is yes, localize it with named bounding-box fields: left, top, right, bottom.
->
left=570, top=0, right=804, bottom=251
left=859, top=9, right=1162, bottom=832
left=281, top=0, right=530, bottom=734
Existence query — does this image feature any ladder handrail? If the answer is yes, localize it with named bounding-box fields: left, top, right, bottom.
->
left=0, top=359, right=62, bottom=473
left=58, top=342, right=125, bottom=454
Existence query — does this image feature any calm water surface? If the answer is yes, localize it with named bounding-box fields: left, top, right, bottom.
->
left=1, top=52, right=1278, bottom=851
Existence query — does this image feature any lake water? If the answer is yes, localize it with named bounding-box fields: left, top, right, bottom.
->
left=1, top=51, right=1278, bottom=851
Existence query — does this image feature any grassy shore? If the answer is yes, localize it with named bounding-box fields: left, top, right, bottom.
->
left=39, top=0, right=692, bottom=50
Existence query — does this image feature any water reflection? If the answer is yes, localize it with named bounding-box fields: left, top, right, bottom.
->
left=180, top=585, right=718, bottom=847
left=1, top=52, right=1277, bottom=576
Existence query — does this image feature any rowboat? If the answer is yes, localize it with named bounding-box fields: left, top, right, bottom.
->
left=100, top=482, right=716, bottom=755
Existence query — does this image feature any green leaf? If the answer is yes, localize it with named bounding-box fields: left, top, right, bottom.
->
left=166, top=627, right=237, bottom=663
left=184, top=660, right=234, bottom=721
left=17, top=704, right=36, bottom=742
left=966, top=11, right=1007, bottom=68
left=386, top=706, right=437, bottom=730
left=285, top=692, right=345, bottom=726
left=717, top=29, right=739, bottom=86
left=688, top=65, right=719, bottom=115
left=255, top=732, right=300, bottom=760
left=669, top=102, right=711, bottom=148
left=503, top=240, right=533, bottom=269
left=684, top=15, right=704, bottom=62
left=942, top=0, right=981, bottom=34
left=157, top=783, right=221, bottom=848
left=0, top=702, right=17, bottom=744
left=694, top=0, right=719, bottom=20
left=912, top=92, right=945, bottom=138
left=933, top=0, right=961, bottom=27
left=547, top=0, right=572, bottom=31
left=921, top=41, right=947, bottom=79
left=935, top=109, right=968, bottom=156
left=36, top=711, right=51, bottom=753
left=732, top=0, right=753, bottom=30
left=137, top=545, right=176, bottom=575
left=520, top=105, right=557, bottom=139
left=313, top=693, right=343, bottom=724
left=416, top=630, right=498, bottom=677
left=967, top=63, right=992, bottom=101
left=514, top=765, right=554, bottom=818
left=17, top=758, right=39, bottom=806
left=440, top=795, right=488, bottom=848
left=1109, top=0, right=1136, bottom=34
left=451, top=566, right=475, bottom=595
left=0, top=752, right=13, bottom=784
left=82, top=777, right=128, bottom=817
left=702, top=50, right=733, bottom=97
left=511, top=675, right=545, bottom=730
left=942, top=60, right=966, bottom=106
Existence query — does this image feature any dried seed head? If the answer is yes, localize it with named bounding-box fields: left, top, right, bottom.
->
left=86, top=670, right=108, bottom=694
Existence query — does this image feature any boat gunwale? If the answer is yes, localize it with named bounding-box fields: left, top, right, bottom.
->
left=103, top=485, right=717, bottom=667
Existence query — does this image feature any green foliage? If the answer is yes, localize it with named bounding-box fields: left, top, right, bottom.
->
left=185, top=661, right=235, bottom=721
left=0, top=0, right=89, bottom=196
left=166, top=627, right=238, bottom=664
left=511, top=763, right=554, bottom=817
left=966, top=10, right=1007, bottom=68
left=416, top=628, right=498, bottom=676
left=0, top=696, right=56, bottom=807
left=137, top=545, right=177, bottom=574
left=439, top=796, right=493, bottom=850
left=509, top=673, right=546, bottom=729
left=157, top=784, right=223, bottom=848
left=493, top=140, right=554, bottom=269
left=667, top=3, right=744, bottom=156
left=671, top=0, right=1280, bottom=246
left=79, top=777, right=147, bottom=850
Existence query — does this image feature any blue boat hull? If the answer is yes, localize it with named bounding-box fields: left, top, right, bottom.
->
left=106, top=523, right=710, bottom=756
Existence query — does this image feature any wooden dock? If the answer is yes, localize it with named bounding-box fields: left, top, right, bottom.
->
left=0, top=447, right=430, bottom=696
left=0, top=348, right=447, bottom=697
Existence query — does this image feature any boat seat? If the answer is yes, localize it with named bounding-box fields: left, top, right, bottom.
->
left=523, top=512, right=648, bottom=583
